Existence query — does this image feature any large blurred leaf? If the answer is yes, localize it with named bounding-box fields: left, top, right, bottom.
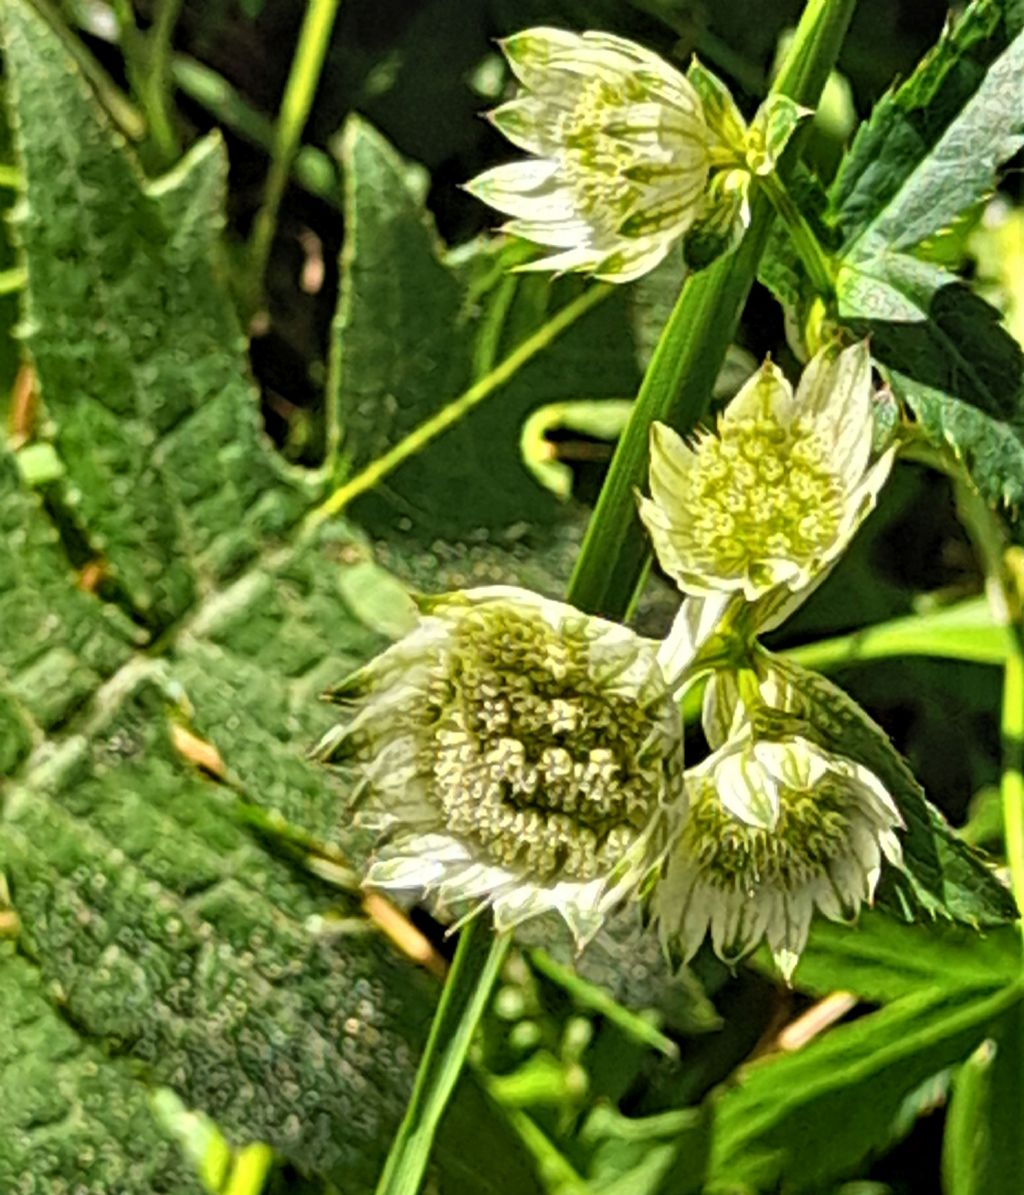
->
left=4, top=6, right=312, bottom=630
left=710, top=912, right=1024, bottom=1193
left=706, top=982, right=1024, bottom=1193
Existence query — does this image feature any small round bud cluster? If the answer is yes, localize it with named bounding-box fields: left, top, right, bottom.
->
left=425, top=605, right=667, bottom=881
left=678, top=415, right=844, bottom=586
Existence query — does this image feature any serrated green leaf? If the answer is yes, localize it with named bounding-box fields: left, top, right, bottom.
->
left=835, top=254, right=1024, bottom=513
left=754, top=653, right=1017, bottom=926
left=830, top=0, right=1024, bottom=253
left=791, top=912, right=1021, bottom=1004
left=327, top=116, right=664, bottom=540
left=707, top=983, right=1024, bottom=1193
left=3, top=2, right=310, bottom=630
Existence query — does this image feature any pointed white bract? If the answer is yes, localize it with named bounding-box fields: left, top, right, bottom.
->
left=315, top=586, right=686, bottom=945
left=654, top=729, right=903, bottom=979
left=639, top=342, right=894, bottom=624
left=465, top=28, right=711, bottom=282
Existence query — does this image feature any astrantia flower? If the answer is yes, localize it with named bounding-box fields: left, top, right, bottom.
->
left=465, top=28, right=711, bottom=281
left=314, top=586, right=686, bottom=945
left=639, top=343, right=894, bottom=623
left=654, top=730, right=903, bottom=979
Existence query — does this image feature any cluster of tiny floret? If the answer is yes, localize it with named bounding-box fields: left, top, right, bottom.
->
left=680, top=415, right=844, bottom=577
left=423, top=607, right=664, bottom=881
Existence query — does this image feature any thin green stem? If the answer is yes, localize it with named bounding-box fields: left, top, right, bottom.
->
left=170, top=56, right=339, bottom=205
left=308, top=284, right=611, bottom=529
left=758, top=169, right=836, bottom=297
left=374, top=921, right=511, bottom=1195
left=248, top=0, right=342, bottom=304
left=1002, top=647, right=1024, bottom=926
left=566, top=0, right=858, bottom=620
left=951, top=479, right=1024, bottom=932
left=141, top=0, right=184, bottom=163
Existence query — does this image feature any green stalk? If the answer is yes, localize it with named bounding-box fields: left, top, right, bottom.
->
left=567, top=0, right=858, bottom=620
left=170, top=56, right=340, bottom=205
left=757, top=169, right=836, bottom=297
left=374, top=920, right=511, bottom=1195
left=141, top=0, right=184, bottom=163
left=371, top=6, right=858, bottom=1191
left=309, top=284, right=611, bottom=527
left=248, top=0, right=342, bottom=303
left=110, top=0, right=181, bottom=163
left=1003, top=646, right=1024, bottom=925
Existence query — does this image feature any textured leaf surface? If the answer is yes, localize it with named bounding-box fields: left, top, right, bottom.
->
left=829, top=0, right=1024, bottom=252
left=3, top=3, right=309, bottom=629
left=0, top=950, right=201, bottom=1194
left=0, top=5, right=440, bottom=1186
left=328, top=117, right=663, bottom=540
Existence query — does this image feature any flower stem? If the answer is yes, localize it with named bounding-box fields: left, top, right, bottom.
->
left=567, top=0, right=858, bottom=622
left=248, top=0, right=342, bottom=306
left=951, top=479, right=1024, bottom=933
left=308, top=284, right=611, bottom=528
left=757, top=169, right=836, bottom=298
left=374, top=920, right=511, bottom=1195
left=110, top=0, right=182, bottom=164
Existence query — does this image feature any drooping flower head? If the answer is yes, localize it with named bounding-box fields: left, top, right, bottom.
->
left=465, top=28, right=711, bottom=281
left=654, top=729, right=903, bottom=979
left=315, top=586, right=686, bottom=945
left=654, top=647, right=905, bottom=978
left=639, top=343, right=894, bottom=624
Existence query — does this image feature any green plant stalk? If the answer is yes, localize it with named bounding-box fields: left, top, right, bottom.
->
left=171, top=56, right=340, bottom=205
left=374, top=919, right=511, bottom=1195
left=1003, top=646, right=1024, bottom=925
left=757, top=168, right=836, bottom=297
left=248, top=0, right=342, bottom=301
left=567, top=0, right=858, bottom=620
left=310, top=284, right=611, bottom=527
left=370, top=6, right=859, bottom=1191
left=140, top=0, right=184, bottom=163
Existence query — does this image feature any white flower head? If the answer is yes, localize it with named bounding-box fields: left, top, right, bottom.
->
left=464, top=28, right=711, bottom=282
left=654, top=729, right=903, bottom=979
left=315, top=586, right=686, bottom=946
left=639, top=342, right=895, bottom=625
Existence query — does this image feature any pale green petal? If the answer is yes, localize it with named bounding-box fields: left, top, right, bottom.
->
left=715, top=743, right=781, bottom=828
left=592, top=235, right=679, bottom=283
left=512, top=244, right=606, bottom=274
left=723, top=356, right=796, bottom=426
left=500, top=27, right=587, bottom=88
